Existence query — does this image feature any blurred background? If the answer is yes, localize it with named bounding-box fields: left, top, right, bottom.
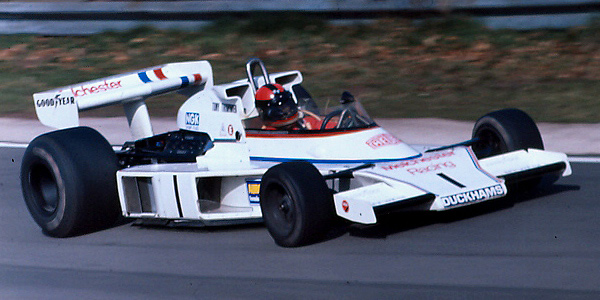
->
left=0, top=0, right=599, bottom=122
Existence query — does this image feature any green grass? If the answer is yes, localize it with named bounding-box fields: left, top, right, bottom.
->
left=1, top=16, right=600, bottom=122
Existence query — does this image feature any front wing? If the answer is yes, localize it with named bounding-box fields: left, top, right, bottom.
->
left=332, top=147, right=570, bottom=224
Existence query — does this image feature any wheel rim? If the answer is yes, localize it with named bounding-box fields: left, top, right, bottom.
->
left=29, top=163, right=59, bottom=215
left=265, top=184, right=295, bottom=237
left=473, top=127, right=507, bottom=159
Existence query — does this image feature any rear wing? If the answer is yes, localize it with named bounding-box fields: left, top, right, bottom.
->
left=33, top=61, right=213, bottom=138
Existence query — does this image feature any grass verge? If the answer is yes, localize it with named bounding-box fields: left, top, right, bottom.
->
left=1, top=16, right=600, bottom=122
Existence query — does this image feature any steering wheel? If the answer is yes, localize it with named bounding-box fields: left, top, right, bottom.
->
left=320, top=107, right=369, bottom=130
left=320, top=109, right=343, bottom=130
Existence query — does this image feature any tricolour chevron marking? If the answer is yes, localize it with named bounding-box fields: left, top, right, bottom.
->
left=138, top=72, right=151, bottom=83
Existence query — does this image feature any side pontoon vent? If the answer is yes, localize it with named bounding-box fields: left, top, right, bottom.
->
left=196, top=177, right=222, bottom=213
left=122, top=177, right=156, bottom=214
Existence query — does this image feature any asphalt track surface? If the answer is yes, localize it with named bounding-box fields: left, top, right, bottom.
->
left=1, top=146, right=599, bottom=299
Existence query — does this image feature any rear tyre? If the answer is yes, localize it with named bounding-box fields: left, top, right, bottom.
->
left=20, top=126, right=121, bottom=237
left=260, top=161, right=334, bottom=247
left=472, top=108, right=545, bottom=190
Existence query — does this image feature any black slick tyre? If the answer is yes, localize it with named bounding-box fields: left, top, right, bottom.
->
left=260, top=161, right=334, bottom=247
left=472, top=108, right=545, bottom=190
left=472, top=108, right=543, bottom=159
left=20, top=126, right=121, bottom=237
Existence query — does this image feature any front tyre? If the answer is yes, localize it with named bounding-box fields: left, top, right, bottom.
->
left=472, top=108, right=545, bottom=190
left=472, top=108, right=543, bottom=159
left=260, top=162, right=334, bottom=247
left=20, top=127, right=121, bottom=237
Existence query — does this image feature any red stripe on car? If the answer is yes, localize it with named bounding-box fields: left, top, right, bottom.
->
left=154, top=69, right=167, bottom=80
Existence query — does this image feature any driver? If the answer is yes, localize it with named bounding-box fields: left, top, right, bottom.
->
left=255, top=83, right=303, bottom=129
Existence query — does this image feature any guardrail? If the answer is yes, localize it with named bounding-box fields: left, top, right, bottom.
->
left=0, top=0, right=598, bottom=34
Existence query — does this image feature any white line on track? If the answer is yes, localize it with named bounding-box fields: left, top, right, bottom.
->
left=0, top=142, right=27, bottom=149
left=1, top=142, right=599, bottom=163
left=568, top=156, right=600, bottom=163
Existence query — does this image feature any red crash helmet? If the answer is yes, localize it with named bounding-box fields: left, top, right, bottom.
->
left=255, top=83, right=299, bottom=127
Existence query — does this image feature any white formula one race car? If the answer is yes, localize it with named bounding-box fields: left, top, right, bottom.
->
left=21, top=58, right=571, bottom=247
